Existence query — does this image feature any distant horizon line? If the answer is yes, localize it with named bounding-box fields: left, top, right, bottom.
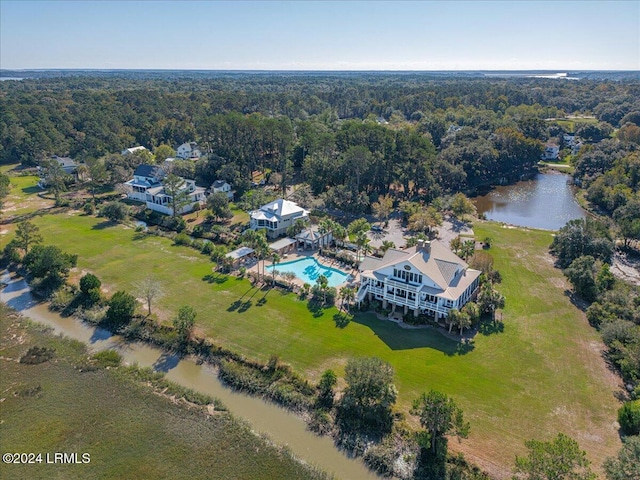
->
left=2, top=68, right=639, bottom=73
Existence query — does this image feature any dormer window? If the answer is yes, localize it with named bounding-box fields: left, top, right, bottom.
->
left=393, top=268, right=423, bottom=284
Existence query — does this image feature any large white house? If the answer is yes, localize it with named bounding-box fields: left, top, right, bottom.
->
left=357, top=239, right=481, bottom=319
left=176, top=142, right=202, bottom=160
left=249, top=199, right=309, bottom=239
left=125, top=164, right=165, bottom=202
left=145, top=179, right=206, bottom=216
left=125, top=164, right=205, bottom=215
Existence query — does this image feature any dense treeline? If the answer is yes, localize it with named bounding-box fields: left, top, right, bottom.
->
left=2, top=74, right=639, bottom=210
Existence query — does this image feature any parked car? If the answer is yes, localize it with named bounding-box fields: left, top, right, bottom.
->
left=371, top=225, right=384, bottom=233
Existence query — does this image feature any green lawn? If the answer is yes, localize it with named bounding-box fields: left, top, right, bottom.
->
left=1, top=171, right=50, bottom=218
left=551, top=117, right=598, bottom=134
left=0, top=305, right=328, bottom=480
left=230, top=204, right=250, bottom=224
left=1, top=213, right=621, bottom=476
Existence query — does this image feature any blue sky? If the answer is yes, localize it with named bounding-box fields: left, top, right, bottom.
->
left=1, top=1, right=638, bottom=70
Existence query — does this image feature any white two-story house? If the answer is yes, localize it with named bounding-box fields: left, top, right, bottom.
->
left=125, top=164, right=165, bottom=202
left=211, top=180, right=234, bottom=199
left=176, top=142, right=202, bottom=160
left=125, top=165, right=205, bottom=215
left=357, top=240, right=481, bottom=319
left=144, top=178, right=206, bottom=216
left=249, top=199, right=309, bottom=239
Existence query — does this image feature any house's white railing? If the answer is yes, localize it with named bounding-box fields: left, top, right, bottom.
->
left=386, top=278, right=421, bottom=292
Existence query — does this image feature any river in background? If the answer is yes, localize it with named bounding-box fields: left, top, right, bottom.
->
left=473, top=172, right=587, bottom=230
left=0, top=271, right=378, bottom=480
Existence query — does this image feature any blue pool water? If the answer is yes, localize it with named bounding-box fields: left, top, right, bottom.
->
left=266, top=257, right=350, bottom=287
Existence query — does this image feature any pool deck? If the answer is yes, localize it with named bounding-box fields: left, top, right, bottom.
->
left=247, top=250, right=358, bottom=290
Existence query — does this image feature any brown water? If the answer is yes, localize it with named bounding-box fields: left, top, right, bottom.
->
left=0, top=271, right=378, bottom=480
left=474, top=173, right=587, bottom=230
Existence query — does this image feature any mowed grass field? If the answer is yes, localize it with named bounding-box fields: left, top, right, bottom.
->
left=1, top=210, right=622, bottom=478
left=0, top=304, right=328, bottom=480
left=0, top=166, right=51, bottom=219
left=551, top=117, right=598, bottom=134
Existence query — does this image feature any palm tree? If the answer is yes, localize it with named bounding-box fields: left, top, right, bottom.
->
left=317, top=274, right=329, bottom=304
left=256, top=239, right=269, bottom=284
left=477, top=284, right=505, bottom=321
left=318, top=219, right=332, bottom=235
left=340, top=286, right=356, bottom=312
left=355, top=231, right=369, bottom=261
left=287, top=218, right=307, bottom=237
left=447, top=308, right=463, bottom=334
left=457, top=311, right=472, bottom=335
left=76, top=163, right=90, bottom=187
left=242, top=229, right=269, bottom=283
left=271, top=252, right=281, bottom=286
left=42, top=159, right=70, bottom=203
left=461, top=240, right=476, bottom=260
left=332, top=224, right=347, bottom=248
left=380, top=240, right=396, bottom=254
left=461, top=302, right=480, bottom=327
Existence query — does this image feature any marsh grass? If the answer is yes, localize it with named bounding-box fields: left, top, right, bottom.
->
left=0, top=304, right=330, bottom=480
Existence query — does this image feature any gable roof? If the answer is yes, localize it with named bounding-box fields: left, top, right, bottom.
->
left=51, top=156, right=77, bottom=169
left=359, top=240, right=479, bottom=293
left=134, top=164, right=164, bottom=179
left=269, top=237, right=296, bottom=251
left=122, top=146, right=147, bottom=155
left=212, top=180, right=229, bottom=189
left=226, top=246, right=254, bottom=260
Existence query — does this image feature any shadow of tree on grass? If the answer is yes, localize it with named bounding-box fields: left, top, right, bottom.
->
left=202, top=273, right=229, bottom=284
left=564, top=289, right=589, bottom=312
left=91, top=220, right=119, bottom=230
left=237, top=300, right=253, bottom=313
left=478, top=319, right=504, bottom=336
left=333, top=312, right=351, bottom=328
left=306, top=300, right=325, bottom=318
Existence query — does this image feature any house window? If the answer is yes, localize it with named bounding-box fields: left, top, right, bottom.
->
left=393, top=268, right=423, bottom=284
left=423, top=294, right=436, bottom=304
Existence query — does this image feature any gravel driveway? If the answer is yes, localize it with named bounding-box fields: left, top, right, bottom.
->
left=367, top=215, right=474, bottom=250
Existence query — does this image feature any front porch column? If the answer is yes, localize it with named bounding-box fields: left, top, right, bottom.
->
left=391, top=303, right=396, bottom=313
left=413, top=308, right=419, bottom=317
left=403, top=305, right=408, bottom=315
left=383, top=299, right=388, bottom=309
left=368, top=292, right=372, bottom=301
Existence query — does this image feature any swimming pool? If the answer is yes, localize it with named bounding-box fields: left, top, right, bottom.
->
left=266, top=257, right=350, bottom=287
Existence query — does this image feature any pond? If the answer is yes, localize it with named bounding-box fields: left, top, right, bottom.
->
left=473, top=173, right=587, bottom=230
